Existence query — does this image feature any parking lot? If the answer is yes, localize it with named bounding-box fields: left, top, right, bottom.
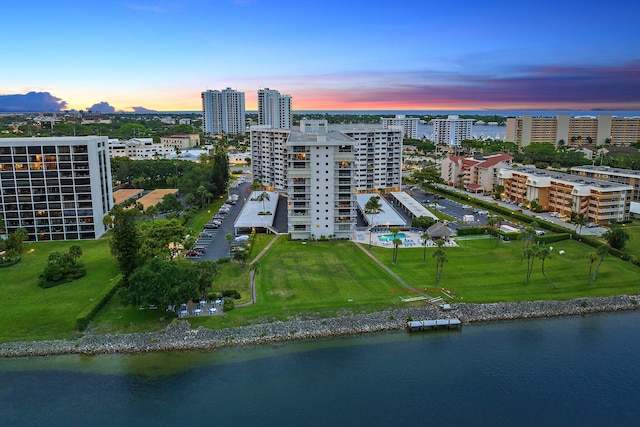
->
left=409, top=188, right=488, bottom=231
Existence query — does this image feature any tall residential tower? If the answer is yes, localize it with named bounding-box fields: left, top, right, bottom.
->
left=201, top=88, right=246, bottom=135
left=0, top=136, right=113, bottom=241
left=257, top=88, right=292, bottom=129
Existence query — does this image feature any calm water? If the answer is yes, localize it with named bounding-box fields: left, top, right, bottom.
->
left=1, top=311, right=639, bottom=426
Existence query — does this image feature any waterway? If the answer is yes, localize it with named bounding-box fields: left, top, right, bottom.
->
left=1, top=311, right=639, bottom=426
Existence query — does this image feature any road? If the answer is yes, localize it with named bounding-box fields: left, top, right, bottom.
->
left=198, top=179, right=252, bottom=261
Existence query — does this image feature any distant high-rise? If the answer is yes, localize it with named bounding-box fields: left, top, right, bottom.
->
left=258, top=88, right=292, bottom=129
left=201, top=88, right=246, bottom=135
left=432, top=115, right=473, bottom=147
left=380, top=115, right=419, bottom=139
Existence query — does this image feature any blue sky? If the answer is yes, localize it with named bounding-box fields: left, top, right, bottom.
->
left=1, top=0, right=639, bottom=112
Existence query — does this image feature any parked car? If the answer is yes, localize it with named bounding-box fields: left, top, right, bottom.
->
left=586, top=222, right=598, bottom=228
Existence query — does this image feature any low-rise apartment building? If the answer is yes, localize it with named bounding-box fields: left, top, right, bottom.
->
left=571, top=165, right=640, bottom=202
left=160, top=134, right=200, bottom=150
left=441, top=152, right=512, bottom=193
left=498, top=167, right=631, bottom=225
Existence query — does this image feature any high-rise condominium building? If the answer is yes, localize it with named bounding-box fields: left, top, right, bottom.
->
left=258, top=88, right=292, bottom=129
left=201, top=88, right=246, bottom=135
left=250, top=121, right=402, bottom=239
left=0, top=136, right=113, bottom=241
left=505, top=114, right=640, bottom=147
left=380, top=115, right=419, bottom=139
left=432, top=115, right=473, bottom=146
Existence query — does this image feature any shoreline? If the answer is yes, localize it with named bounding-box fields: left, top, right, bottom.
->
left=1, top=294, right=638, bottom=358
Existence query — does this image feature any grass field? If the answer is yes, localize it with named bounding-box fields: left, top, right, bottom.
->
left=0, top=239, right=119, bottom=343
left=370, top=237, right=640, bottom=303
left=607, top=220, right=640, bottom=259
left=4, top=229, right=640, bottom=342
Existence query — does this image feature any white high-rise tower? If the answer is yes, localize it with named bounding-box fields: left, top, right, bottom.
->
left=201, top=88, right=246, bottom=135
left=258, top=88, right=292, bottom=129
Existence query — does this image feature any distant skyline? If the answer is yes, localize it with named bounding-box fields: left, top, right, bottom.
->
left=1, top=0, right=639, bottom=112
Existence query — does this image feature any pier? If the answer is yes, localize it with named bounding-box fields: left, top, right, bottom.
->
left=407, top=318, right=462, bottom=332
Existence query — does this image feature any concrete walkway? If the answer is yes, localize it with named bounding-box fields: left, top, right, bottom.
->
left=237, top=234, right=281, bottom=307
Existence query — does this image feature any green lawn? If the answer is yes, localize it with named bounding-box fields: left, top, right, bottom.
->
left=370, top=238, right=640, bottom=303
left=4, top=230, right=640, bottom=342
left=608, top=220, right=640, bottom=259
left=0, top=239, right=119, bottom=343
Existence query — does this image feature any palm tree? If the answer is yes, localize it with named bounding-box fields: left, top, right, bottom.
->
left=586, top=251, right=598, bottom=286
left=225, top=233, right=234, bottom=254
left=574, top=213, right=587, bottom=235
left=364, top=196, right=384, bottom=248
left=432, top=245, right=447, bottom=285
left=521, top=225, right=535, bottom=263
left=392, top=237, right=402, bottom=264
left=593, top=245, right=608, bottom=280
left=421, top=231, right=430, bottom=265
left=196, top=185, right=208, bottom=209
left=486, top=216, right=498, bottom=244
left=523, top=246, right=540, bottom=285
left=537, top=247, right=557, bottom=289
left=256, top=191, right=270, bottom=214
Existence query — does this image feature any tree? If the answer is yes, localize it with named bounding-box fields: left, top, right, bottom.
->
left=432, top=243, right=447, bottom=285
left=68, top=244, right=82, bottom=262
left=571, top=212, right=586, bottom=235
left=256, top=191, right=270, bottom=214
left=421, top=231, right=430, bottom=265
left=603, top=228, right=630, bottom=250
left=411, top=215, right=435, bottom=230
left=364, top=196, right=384, bottom=248
left=9, top=227, right=28, bottom=253
left=138, top=218, right=186, bottom=260
left=119, top=258, right=199, bottom=308
left=593, top=245, right=608, bottom=280
left=586, top=251, right=598, bottom=286
left=108, top=206, right=141, bottom=285
left=225, top=233, right=234, bottom=253
left=158, top=193, right=183, bottom=214
left=524, top=246, right=538, bottom=285
left=196, top=185, right=208, bottom=209
left=537, top=247, right=557, bottom=289
left=392, top=237, right=402, bottom=264
left=486, top=216, right=502, bottom=245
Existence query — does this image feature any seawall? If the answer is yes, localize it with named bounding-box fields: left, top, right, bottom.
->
left=1, top=294, right=638, bottom=358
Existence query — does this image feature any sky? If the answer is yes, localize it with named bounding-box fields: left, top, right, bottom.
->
left=1, top=0, right=639, bottom=112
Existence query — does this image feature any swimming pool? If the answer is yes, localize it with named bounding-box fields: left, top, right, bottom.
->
left=377, top=232, right=408, bottom=242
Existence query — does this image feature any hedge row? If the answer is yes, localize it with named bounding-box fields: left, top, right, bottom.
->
left=76, top=278, right=120, bottom=331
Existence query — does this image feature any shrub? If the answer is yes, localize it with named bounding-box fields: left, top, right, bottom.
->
left=223, top=298, right=235, bottom=312
left=456, top=226, right=487, bottom=236
left=222, top=289, right=241, bottom=299
left=0, top=256, right=21, bottom=268
left=535, top=234, right=570, bottom=244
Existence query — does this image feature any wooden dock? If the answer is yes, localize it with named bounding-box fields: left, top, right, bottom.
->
left=407, top=318, right=462, bottom=332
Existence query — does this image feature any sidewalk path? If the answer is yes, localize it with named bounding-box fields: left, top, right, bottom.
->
left=237, top=234, right=281, bottom=307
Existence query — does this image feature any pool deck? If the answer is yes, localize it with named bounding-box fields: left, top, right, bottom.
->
left=352, top=230, right=458, bottom=248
